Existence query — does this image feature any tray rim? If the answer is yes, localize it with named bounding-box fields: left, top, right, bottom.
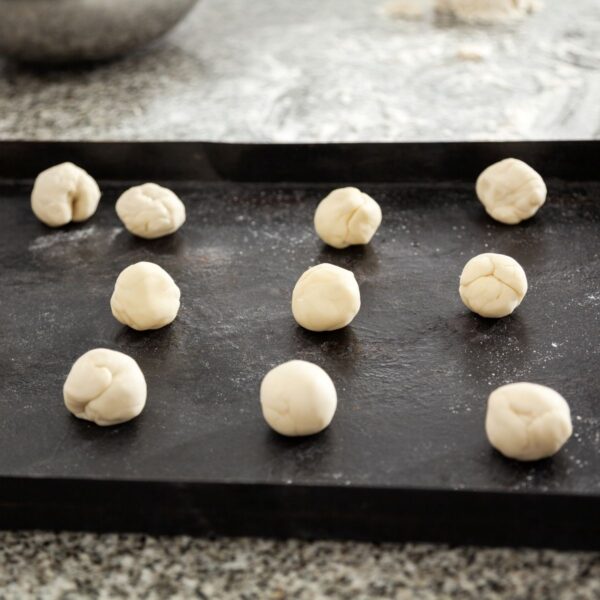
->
left=1, top=139, right=599, bottom=183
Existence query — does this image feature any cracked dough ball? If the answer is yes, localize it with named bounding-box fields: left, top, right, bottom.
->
left=31, top=162, right=101, bottom=227
left=314, top=187, right=382, bottom=249
left=459, top=253, right=527, bottom=318
left=111, top=261, right=181, bottom=331
left=116, top=183, right=186, bottom=239
left=292, top=263, right=361, bottom=331
left=476, top=158, right=547, bottom=224
left=64, top=348, right=147, bottom=426
left=260, top=360, right=337, bottom=436
left=486, top=383, right=572, bottom=461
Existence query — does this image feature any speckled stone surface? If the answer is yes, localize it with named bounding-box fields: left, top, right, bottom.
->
left=0, top=0, right=599, bottom=141
left=0, top=532, right=599, bottom=599
left=1, top=0, right=600, bottom=597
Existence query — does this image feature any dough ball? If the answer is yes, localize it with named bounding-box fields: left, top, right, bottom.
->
left=476, top=158, right=547, bottom=224
left=111, top=261, right=181, bottom=331
left=459, top=253, right=527, bottom=318
left=486, top=382, right=572, bottom=461
left=116, top=183, right=186, bottom=239
left=436, top=0, right=538, bottom=23
left=63, top=348, right=147, bottom=426
left=292, top=263, right=361, bottom=331
left=260, top=360, right=337, bottom=436
left=314, top=187, right=382, bottom=249
left=31, top=162, right=101, bottom=227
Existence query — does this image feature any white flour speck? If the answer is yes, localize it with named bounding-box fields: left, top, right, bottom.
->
left=29, top=226, right=97, bottom=251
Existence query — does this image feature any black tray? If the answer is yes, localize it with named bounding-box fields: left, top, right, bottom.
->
left=0, top=141, right=598, bottom=549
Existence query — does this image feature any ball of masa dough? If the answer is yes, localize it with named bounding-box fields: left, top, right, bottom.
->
left=63, top=348, right=147, bottom=426
left=476, top=158, right=547, bottom=225
left=31, top=162, right=101, bottom=227
left=486, top=382, right=572, bottom=461
left=111, top=261, right=181, bottom=331
left=260, top=360, right=337, bottom=436
left=116, top=183, right=186, bottom=239
left=459, top=253, right=527, bottom=318
left=292, top=263, right=361, bottom=331
left=314, top=187, right=382, bottom=249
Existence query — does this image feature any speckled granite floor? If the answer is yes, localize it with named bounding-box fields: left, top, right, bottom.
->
left=0, top=532, right=599, bottom=599
left=1, top=0, right=600, bottom=597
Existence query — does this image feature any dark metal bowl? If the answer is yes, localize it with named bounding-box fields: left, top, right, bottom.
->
left=0, top=0, right=199, bottom=62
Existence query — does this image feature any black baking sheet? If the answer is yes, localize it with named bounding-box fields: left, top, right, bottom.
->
left=0, top=141, right=598, bottom=549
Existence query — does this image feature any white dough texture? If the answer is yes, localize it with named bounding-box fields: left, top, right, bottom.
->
left=31, top=162, right=101, bottom=227
left=314, top=187, right=382, bottom=249
left=260, top=360, right=337, bottom=436
left=476, top=158, right=547, bottom=224
left=292, top=263, right=361, bottom=331
left=486, top=382, right=572, bottom=461
left=116, top=183, right=186, bottom=239
left=111, top=261, right=181, bottom=331
left=63, top=348, right=147, bottom=426
left=436, top=0, right=539, bottom=23
left=459, top=253, right=527, bottom=318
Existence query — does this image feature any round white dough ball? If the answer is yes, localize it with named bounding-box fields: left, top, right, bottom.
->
left=459, top=253, right=527, bottom=318
left=486, top=382, right=572, bottom=461
left=292, top=263, right=361, bottom=331
left=314, top=187, right=382, bottom=249
left=260, top=360, right=337, bottom=436
left=476, top=158, right=547, bottom=224
left=116, top=183, right=186, bottom=239
left=31, top=162, right=101, bottom=227
left=63, top=348, right=147, bottom=426
left=111, top=261, right=181, bottom=331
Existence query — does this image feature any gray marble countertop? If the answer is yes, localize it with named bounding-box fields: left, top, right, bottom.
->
left=0, top=0, right=599, bottom=142
left=1, top=0, right=600, bottom=597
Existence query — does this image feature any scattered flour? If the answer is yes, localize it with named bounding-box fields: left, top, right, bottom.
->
left=28, top=226, right=123, bottom=251
left=29, top=226, right=98, bottom=251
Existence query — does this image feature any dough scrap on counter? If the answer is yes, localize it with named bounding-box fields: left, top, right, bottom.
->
left=486, top=382, right=572, bottom=461
left=459, top=253, right=527, bottom=318
left=436, top=0, right=540, bottom=23
left=314, top=187, right=382, bottom=249
left=292, top=263, right=361, bottom=331
left=476, top=158, right=547, bottom=224
left=63, top=348, right=147, bottom=426
left=31, top=162, right=101, bottom=227
left=116, top=183, right=186, bottom=239
left=260, top=360, right=337, bottom=436
left=111, top=261, right=181, bottom=331
left=382, top=0, right=429, bottom=20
